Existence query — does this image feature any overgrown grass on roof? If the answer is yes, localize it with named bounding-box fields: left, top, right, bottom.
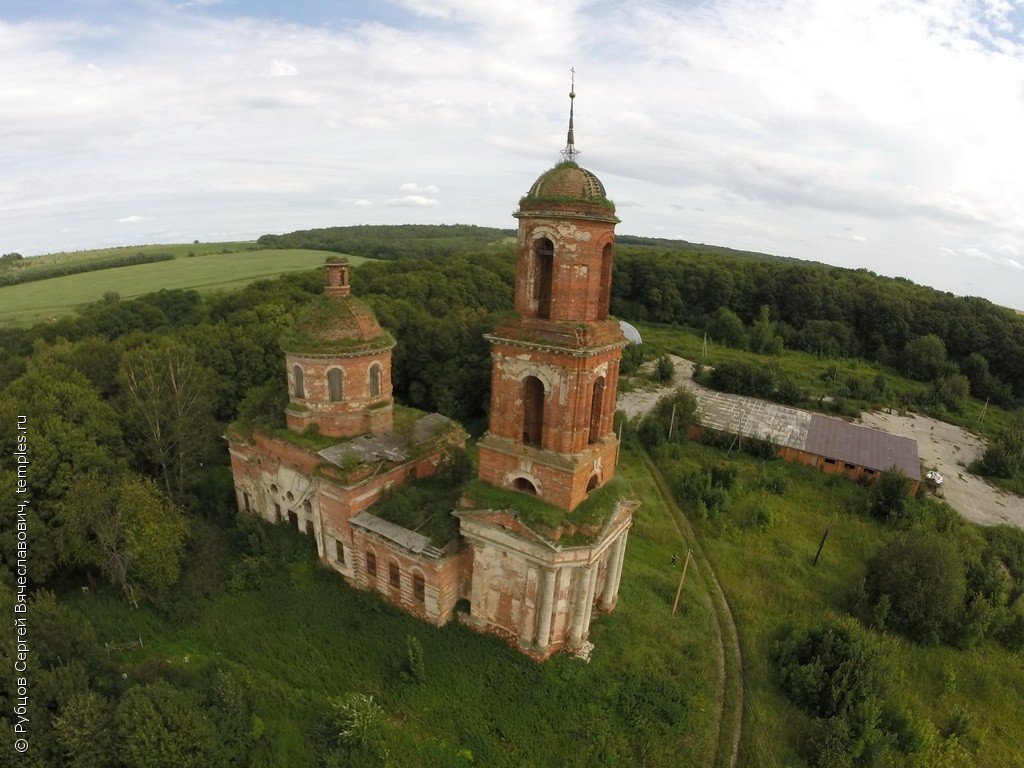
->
left=462, top=476, right=629, bottom=539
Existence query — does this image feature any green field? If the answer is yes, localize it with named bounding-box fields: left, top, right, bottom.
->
left=0, top=244, right=370, bottom=327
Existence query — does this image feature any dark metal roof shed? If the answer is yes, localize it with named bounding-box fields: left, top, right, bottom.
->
left=805, top=414, right=919, bottom=478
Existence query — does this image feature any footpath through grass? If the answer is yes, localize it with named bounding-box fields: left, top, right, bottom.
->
left=67, top=447, right=723, bottom=768
left=0, top=244, right=371, bottom=327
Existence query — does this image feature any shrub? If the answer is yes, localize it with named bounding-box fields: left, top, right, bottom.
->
left=775, top=618, right=893, bottom=765
left=866, top=468, right=914, bottom=522
left=654, top=354, right=675, bottom=382
left=637, top=388, right=698, bottom=448
left=865, top=533, right=967, bottom=644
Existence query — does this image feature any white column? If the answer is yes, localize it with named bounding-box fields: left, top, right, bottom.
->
left=568, top=565, right=595, bottom=649
left=535, top=568, right=557, bottom=650
left=610, top=528, right=626, bottom=602
left=580, top=564, right=600, bottom=640
left=600, top=534, right=626, bottom=610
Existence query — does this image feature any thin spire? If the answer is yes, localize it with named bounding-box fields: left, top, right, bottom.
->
left=560, top=67, right=580, bottom=163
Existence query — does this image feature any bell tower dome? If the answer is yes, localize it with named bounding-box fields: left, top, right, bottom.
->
left=476, top=81, right=627, bottom=512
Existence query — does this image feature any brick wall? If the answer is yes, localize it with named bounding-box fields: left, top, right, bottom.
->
left=285, top=349, right=394, bottom=437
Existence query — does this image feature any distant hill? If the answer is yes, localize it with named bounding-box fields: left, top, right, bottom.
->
left=614, top=234, right=806, bottom=264
left=257, top=224, right=516, bottom=261
left=256, top=224, right=807, bottom=266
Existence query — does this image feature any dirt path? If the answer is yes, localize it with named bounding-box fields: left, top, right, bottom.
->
left=641, top=452, right=743, bottom=768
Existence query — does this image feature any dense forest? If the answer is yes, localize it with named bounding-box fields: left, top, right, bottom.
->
left=2, top=224, right=1024, bottom=765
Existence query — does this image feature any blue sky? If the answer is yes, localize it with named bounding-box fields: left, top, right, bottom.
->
left=2, top=0, right=1023, bottom=309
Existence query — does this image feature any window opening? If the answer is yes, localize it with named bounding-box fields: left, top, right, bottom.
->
left=589, top=377, right=605, bottom=444
left=413, top=573, right=425, bottom=603
left=293, top=365, right=305, bottom=399
left=389, top=562, right=400, bottom=589
left=598, top=242, right=613, bottom=319
left=327, top=368, right=343, bottom=401
left=369, top=364, right=381, bottom=397
left=522, top=376, right=545, bottom=447
left=533, top=238, right=554, bottom=319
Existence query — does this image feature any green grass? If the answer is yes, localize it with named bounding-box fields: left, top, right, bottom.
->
left=66, top=447, right=723, bottom=768
left=643, top=437, right=1024, bottom=767
left=462, top=476, right=627, bottom=539
left=0, top=243, right=372, bottom=327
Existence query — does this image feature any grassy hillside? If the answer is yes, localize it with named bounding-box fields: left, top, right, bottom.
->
left=0, top=244, right=369, bottom=327
left=641, top=435, right=1024, bottom=767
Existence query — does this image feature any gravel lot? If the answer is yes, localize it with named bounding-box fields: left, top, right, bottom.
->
left=858, top=410, right=1024, bottom=529
left=617, top=356, right=1024, bottom=530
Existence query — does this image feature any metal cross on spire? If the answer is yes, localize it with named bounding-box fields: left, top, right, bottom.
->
left=560, top=67, right=580, bottom=163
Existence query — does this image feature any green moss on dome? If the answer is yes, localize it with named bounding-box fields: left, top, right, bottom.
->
left=520, top=161, right=616, bottom=212
left=280, top=294, right=394, bottom=356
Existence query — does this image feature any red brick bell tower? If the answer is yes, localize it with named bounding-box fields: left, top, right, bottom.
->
left=476, top=86, right=626, bottom=512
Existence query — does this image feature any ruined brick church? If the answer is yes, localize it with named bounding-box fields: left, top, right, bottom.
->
left=228, top=88, right=637, bottom=660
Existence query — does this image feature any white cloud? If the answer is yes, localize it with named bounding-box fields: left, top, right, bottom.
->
left=383, top=196, right=440, bottom=208
left=268, top=58, right=298, bottom=77
left=353, top=199, right=374, bottom=207
left=959, top=246, right=1024, bottom=271
left=116, top=215, right=145, bottom=223
left=400, top=182, right=439, bottom=194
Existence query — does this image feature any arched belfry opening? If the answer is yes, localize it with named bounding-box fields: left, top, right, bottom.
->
left=293, top=365, right=305, bottom=399
left=522, top=376, right=545, bottom=447
left=589, top=376, right=605, bottom=444
left=533, top=238, right=554, bottom=319
left=598, top=242, right=613, bottom=319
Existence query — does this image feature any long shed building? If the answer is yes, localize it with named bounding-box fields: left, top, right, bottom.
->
left=690, top=388, right=921, bottom=494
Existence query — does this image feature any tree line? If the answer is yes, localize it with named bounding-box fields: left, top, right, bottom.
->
left=610, top=247, right=1024, bottom=406
left=0, top=251, right=175, bottom=286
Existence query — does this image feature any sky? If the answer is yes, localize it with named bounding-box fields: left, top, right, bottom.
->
left=2, top=0, right=1023, bottom=310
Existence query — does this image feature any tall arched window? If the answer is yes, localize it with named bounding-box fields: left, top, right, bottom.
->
left=589, top=376, right=605, bottom=444
left=388, top=561, right=401, bottom=589
left=292, top=364, right=305, bottom=399
left=522, top=376, right=545, bottom=448
left=327, top=368, right=344, bottom=402
left=366, top=551, right=377, bottom=578
left=533, top=237, right=554, bottom=319
left=369, top=364, right=381, bottom=397
left=413, top=573, right=425, bottom=603
left=598, top=242, right=613, bottom=319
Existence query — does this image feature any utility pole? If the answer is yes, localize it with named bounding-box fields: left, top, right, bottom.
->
left=672, top=550, right=693, bottom=615
left=813, top=511, right=837, bottom=566
left=977, top=397, right=989, bottom=428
